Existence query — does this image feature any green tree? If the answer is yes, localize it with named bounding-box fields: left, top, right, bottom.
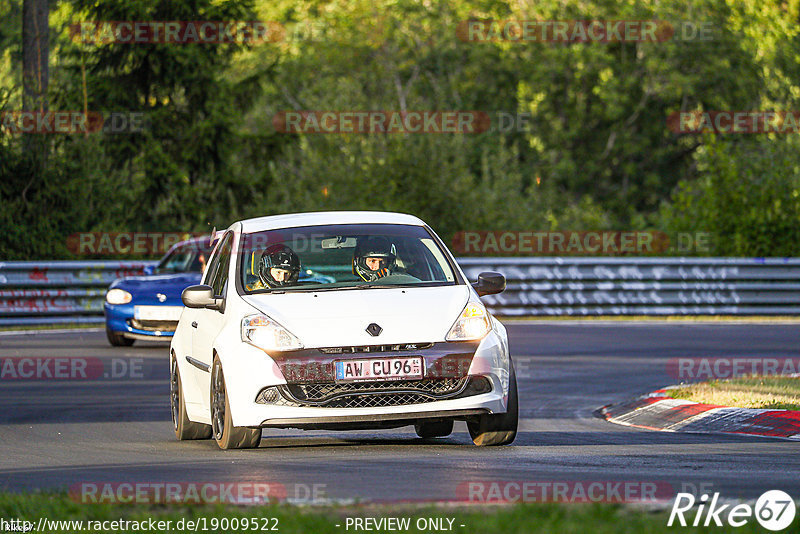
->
left=660, top=136, right=800, bottom=256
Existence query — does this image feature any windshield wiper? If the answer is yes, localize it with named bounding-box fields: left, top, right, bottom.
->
left=327, top=283, right=418, bottom=291
left=262, top=283, right=414, bottom=294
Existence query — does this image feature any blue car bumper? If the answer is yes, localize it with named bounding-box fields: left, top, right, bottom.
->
left=104, top=302, right=177, bottom=341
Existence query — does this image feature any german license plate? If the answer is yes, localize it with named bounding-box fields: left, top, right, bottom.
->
left=134, top=305, right=183, bottom=322
left=334, top=356, right=423, bottom=383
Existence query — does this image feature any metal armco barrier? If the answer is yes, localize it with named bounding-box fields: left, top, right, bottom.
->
left=0, top=261, right=156, bottom=326
left=0, top=257, right=798, bottom=325
left=458, top=257, right=800, bottom=316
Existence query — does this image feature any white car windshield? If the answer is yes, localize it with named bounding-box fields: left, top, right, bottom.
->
left=239, top=224, right=458, bottom=293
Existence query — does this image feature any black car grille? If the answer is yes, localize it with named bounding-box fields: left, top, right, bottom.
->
left=310, top=392, right=442, bottom=409
left=128, top=318, right=178, bottom=332
left=264, top=377, right=492, bottom=408
left=317, top=343, right=433, bottom=354
left=289, top=378, right=465, bottom=402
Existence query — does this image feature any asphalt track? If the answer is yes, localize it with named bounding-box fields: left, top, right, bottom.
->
left=0, top=323, right=798, bottom=504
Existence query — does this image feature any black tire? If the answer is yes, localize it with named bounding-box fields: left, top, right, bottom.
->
left=467, top=360, right=518, bottom=446
left=415, top=419, right=454, bottom=438
left=106, top=327, right=134, bottom=347
left=171, top=354, right=212, bottom=440
left=211, top=357, right=261, bottom=450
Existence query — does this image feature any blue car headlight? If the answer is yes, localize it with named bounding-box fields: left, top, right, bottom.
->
left=106, top=289, right=132, bottom=305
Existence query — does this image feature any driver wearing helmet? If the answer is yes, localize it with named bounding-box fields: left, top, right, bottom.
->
left=353, top=236, right=397, bottom=282
left=250, top=244, right=301, bottom=290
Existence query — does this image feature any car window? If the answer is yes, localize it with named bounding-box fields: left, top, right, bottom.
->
left=239, top=224, right=458, bottom=293
left=207, top=233, right=232, bottom=297
left=155, top=241, right=212, bottom=274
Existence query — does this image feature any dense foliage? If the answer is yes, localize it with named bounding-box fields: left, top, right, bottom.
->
left=1, top=0, right=799, bottom=258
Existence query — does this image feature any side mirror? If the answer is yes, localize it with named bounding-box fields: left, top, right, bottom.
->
left=182, top=285, right=221, bottom=310
left=472, top=271, right=506, bottom=297
left=143, top=265, right=155, bottom=275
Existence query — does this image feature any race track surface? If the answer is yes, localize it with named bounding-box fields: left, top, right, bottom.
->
left=0, top=323, right=798, bottom=503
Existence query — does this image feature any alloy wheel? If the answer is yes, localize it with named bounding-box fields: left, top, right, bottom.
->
left=212, top=362, right=226, bottom=440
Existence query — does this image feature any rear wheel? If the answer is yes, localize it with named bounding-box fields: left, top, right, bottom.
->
left=171, top=354, right=212, bottom=440
left=467, top=361, right=518, bottom=446
left=211, top=357, right=261, bottom=450
left=415, top=419, right=454, bottom=438
left=106, top=327, right=134, bottom=347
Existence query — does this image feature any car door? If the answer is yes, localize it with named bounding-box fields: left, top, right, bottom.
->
left=191, top=231, right=233, bottom=409
left=180, top=238, right=220, bottom=396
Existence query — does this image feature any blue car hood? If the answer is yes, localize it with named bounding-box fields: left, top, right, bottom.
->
left=110, top=272, right=202, bottom=299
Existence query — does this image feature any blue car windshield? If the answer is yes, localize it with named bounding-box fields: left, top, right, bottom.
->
left=156, top=242, right=212, bottom=274
left=239, top=224, right=458, bottom=293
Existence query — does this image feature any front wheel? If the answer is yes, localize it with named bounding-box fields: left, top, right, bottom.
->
left=171, top=354, right=212, bottom=440
left=467, top=361, right=518, bottom=446
left=211, top=357, right=261, bottom=450
left=106, top=327, right=134, bottom=347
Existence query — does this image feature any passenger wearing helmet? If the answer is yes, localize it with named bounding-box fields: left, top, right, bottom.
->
left=257, top=244, right=301, bottom=289
left=353, top=236, right=397, bottom=282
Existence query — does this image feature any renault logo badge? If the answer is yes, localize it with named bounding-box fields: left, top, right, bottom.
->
left=366, top=323, right=383, bottom=337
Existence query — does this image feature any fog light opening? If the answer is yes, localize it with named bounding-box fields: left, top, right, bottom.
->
left=256, top=386, right=281, bottom=404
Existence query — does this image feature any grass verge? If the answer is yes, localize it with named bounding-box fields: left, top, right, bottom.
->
left=0, top=492, right=778, bottom=534
left=665, top=376, right=800, bottom=410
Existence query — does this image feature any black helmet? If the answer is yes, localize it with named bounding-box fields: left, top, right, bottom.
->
left=353, top=236, right=396, bottom=282
left=259, top=244, right=301, bottom=288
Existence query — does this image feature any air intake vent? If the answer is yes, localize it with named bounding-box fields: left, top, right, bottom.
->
left=273, top=376, right=491, bottom=408
left=318, top=343, right=433, bottom=354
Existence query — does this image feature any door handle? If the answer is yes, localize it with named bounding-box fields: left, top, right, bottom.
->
left=191, top=321, right=198, bottom=328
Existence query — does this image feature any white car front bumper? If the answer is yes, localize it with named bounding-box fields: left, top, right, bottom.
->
left=215, top=322, right=512, bottom=429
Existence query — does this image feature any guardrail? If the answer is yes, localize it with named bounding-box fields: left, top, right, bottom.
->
left=458, top=257, right=800, bottom=316
left=1, top=257, right=798, bottom=325
left=0, top=261, right=156, bottom=326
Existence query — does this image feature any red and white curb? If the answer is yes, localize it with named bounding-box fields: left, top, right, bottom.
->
left=597, top=388, right=800, bottom=440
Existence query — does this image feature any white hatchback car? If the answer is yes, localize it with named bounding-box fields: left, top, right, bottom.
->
left=169, top=211, right=517, bottom=449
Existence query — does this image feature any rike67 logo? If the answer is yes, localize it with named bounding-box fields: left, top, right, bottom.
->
left=669, top=490, right=796, bottom=531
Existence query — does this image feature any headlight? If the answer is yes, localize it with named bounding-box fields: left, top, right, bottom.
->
left=241, top=314, right=303, bottom=352
left=106, top=289, right=132, bottom=305
left=446, top=301, right=492, bottom=341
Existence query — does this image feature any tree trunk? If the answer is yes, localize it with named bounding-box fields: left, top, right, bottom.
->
left=22, top=0, right=48, bottom=113
left=21, top=0, right=49, bottom=193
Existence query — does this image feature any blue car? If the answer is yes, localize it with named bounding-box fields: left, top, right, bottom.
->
left=104, top=237, right=213, bottom=346
left=104, top=235, right=336, bottom=346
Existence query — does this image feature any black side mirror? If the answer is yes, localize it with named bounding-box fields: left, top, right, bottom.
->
left=182, top=284, right=222, bottom=310
left=472, top=271, right=506, bottom=297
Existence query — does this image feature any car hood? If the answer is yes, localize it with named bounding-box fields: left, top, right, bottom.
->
left=111, top=273, right=201, bottom=298
left=242, top=285, right=471, bottom=348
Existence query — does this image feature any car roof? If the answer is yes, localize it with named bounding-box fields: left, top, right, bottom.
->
left=181, top=236, right=213, bottom=245
left=237, top=211, right=427, bottom=234
left=165, top=235, right=215, bottom=253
